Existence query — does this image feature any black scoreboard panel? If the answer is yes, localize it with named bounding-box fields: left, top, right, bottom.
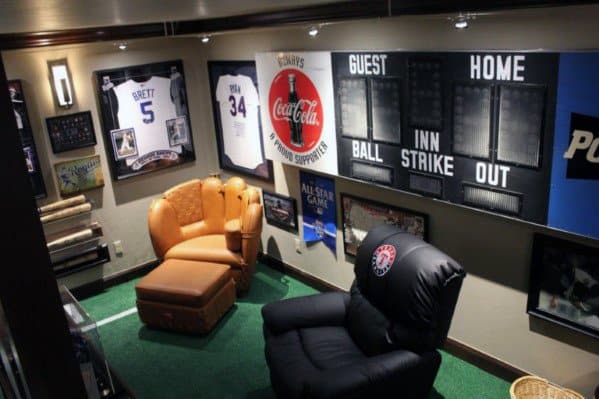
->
left=339, top=78, right=368, bottom=139
left=333, top=51, right=559, bottom=224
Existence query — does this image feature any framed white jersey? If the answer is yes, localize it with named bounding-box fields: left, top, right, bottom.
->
left=95, top=60, right=195, bottom=180
left=208, top=61, right=273, bottom=182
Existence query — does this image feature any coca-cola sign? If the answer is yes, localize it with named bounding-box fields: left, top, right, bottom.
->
left=268, top=69, right=323, bottom=153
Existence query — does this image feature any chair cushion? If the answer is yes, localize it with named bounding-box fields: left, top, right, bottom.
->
left=164, top=235, right=245, bottom=267
left=299, top=326, right=366, bottom=370
left=135, top=259, right=232, bottom=307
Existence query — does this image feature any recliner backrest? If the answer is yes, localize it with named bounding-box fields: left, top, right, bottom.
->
left=350, top=225, right=465, bottom=353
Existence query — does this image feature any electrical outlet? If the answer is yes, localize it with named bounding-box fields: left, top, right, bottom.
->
left=113, top=240, right=124, bottom=256
left=294, top=238, right=302, bottom=253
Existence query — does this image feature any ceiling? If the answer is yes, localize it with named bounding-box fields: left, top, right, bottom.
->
left=0, top=0, right=350, bottom=34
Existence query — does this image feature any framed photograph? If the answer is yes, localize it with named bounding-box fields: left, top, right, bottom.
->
left=527, top=233, right=599, bottom=339
left=8, top=79, right=47, bottom=198
left=94, top=60, right=196, bottom=180
left=208, top=61, right=273, bottom=182
left=45, top=111, right=96, bottom=153
left=54, top=155, right=105, bottom=196
left=341, top=193, right=429, bottom=257
left=110, top=128, right=138, bottom=160
left=263, top=191, right=298, bottom=232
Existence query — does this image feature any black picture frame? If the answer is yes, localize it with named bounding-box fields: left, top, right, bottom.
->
left=341, top=193, right=429, bottom=257
left=8, top=79, right=47, bottom=199
left=263, top=191, right=298, bottom=233
left=94, top=60, right=196, bottom=180
left=527, top=233, right=599, bottom=339
left=208, top=60, right=273, bottom=182
left=45, top=111, right=96, bottom=153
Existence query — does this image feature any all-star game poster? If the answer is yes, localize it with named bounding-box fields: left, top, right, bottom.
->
left=331, top=51, right=599, bottom=239
left=256, top=52, right=338, bottom=176
left=95, top=60, right=195, bottom=180
left=300, top=171, right=337, bottom=253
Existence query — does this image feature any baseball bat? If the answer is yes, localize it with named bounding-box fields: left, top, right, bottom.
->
left=38, top=195, right=86, bottom=214
left=40, top=202, right=92, bottom=223
left=46, top=223, right=102, bottom=252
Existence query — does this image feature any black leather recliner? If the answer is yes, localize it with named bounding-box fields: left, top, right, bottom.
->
left=262, top=225, right=466, bottom=399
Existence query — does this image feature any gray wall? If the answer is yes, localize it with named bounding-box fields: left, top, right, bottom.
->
left=3, top=4, right=599, bottom=396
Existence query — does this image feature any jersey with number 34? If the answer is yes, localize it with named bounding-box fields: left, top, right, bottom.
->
left=114, top=76, right=182, bottom=165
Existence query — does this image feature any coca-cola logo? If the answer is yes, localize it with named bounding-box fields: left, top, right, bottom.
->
left=268, top=69, right=323, bottom=153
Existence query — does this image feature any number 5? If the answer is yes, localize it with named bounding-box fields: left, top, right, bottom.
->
left=141, top=101, right=154, bottom=124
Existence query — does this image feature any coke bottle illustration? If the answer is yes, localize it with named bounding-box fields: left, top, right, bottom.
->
left=288, top=74, right=304, bottom=147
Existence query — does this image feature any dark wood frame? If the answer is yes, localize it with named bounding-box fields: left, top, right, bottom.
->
left=340, top=193, right=429, bottom=257
left=45, top=111, right=96, bottom=153
left=263, top=191, right=298, bottom=233
left=527, top=233, right=599, bottom=340
left=207, top=60, right=273, bottom=182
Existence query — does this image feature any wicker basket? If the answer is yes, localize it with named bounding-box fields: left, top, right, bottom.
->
left=510, top=376, right=585, bottom=399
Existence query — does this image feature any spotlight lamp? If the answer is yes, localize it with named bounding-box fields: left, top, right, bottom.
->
left=201, top=35, right=210, bottom=44
left=47, top=58, right=74, bottom=109
left=118, top=42, right=128, bottom=50
left=452, top=14, right=475, bottom=30
left=308, top=26, right=319, bottom=37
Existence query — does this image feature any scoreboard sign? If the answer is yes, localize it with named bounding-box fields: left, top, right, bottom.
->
left=256, top=52, right=338, bottom=175
left=333, top=51, right=559, bottom=225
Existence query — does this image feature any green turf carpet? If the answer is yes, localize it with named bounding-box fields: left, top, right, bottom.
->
left=80, top=263, right=511, bottom=399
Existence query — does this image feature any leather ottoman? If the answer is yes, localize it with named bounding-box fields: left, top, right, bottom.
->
left=135, top=259, right=236, bottom=334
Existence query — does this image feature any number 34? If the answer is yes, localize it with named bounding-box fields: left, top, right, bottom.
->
left=228, top=95, right=246, bottom=118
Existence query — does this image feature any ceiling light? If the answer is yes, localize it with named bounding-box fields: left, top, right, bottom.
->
left=308, top=27, right=319, bottom=37
left=201, top=35, right=210, bottom=44
left=118, top=42, right=128, bottom=50
left=452, top=14, right=475, bottom=30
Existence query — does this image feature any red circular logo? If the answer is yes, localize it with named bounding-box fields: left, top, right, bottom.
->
left=371, top=244, right=397, bottom=277
left=268, top=69, right=323, bottom=153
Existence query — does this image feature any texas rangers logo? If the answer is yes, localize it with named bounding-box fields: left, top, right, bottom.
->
left=371, top=244, right=397, bottom=277
left=268, top=69, right=323, bottom=153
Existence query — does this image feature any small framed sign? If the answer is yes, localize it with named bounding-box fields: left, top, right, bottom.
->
left=54, top=155, right=105, bottom=196
left=341, top=193, right=428, bottom=257
left=263, top=191, right=298, bottom=233
left=46, top=111, right=96, bottom=153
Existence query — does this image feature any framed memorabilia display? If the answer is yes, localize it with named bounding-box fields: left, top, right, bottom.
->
left=341, top=193, right=429, bottom=257
left=45, top=111, right=96, bottom=153
left=54, top=155, right=105, bottom=196
left=8, top=80, right=47, bottom=198
left=263, top=191, right=298, bottom=232
left=208, top=61, right=273, bottom=182
left=527, top=233, right=599, bottom=339
left=94, top=60, right=195, bottom=180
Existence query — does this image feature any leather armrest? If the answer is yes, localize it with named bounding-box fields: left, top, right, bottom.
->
left=310, top=349, right=441, bottom=399
left=262, top=292, right=350, bottom=335
left=224, top=219, right=242, bottom=251
left=148, top=199, right=184, bottom=259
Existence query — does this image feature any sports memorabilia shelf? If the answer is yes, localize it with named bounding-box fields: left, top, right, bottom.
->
left=208, top=61, right=273, bottom=182
left=7, top=80, right=47, bottom=198
left=94, top=60, right=196, bottom=180
left=46, top=111, right=96, bottom=153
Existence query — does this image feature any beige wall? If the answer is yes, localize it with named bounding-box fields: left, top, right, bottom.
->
left=3, top=4, right=599, bottom=397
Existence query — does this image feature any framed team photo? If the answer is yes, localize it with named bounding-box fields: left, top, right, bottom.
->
left=263, top=191, right=298, bottom=233
left=208, top=61, right=273, bottom=182
left=341, top=193, right=429, bottom=257
left=166, top=116, right=189, bottom=147
left=45, top=111, right=96, bottom=153
left=527, top=233, right=599, bottom=339
left=111, top=128, right=138, bottom=160
left=94, top=60, right=196, bottom=180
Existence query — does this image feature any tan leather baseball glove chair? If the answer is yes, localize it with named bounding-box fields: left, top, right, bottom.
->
left=148, top=176, right=263, bottom=294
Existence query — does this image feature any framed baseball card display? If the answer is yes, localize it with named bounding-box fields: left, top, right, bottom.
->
left=54, top=155, right=105, bottom=196
left=8, top=80, right=47, bottom=198
left=263, top=191, right=298, bottom=232
left=341, top=193, right=428, bottom=257
left=208, top=61, right=273, bottom=182
left=527, top=233, right=599, bottom=339
left=45, top=111, right=96, bottom=153
left=94, top=60, right=195, bottom=180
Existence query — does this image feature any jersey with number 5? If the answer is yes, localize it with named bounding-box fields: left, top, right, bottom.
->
left=114, top=76, right=181, bottom=165
left=216, top=74, right=263, bottom=170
